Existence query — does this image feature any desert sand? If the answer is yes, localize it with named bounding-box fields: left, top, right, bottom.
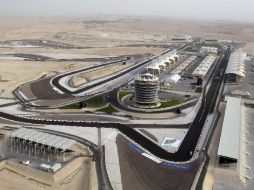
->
left=1, top=16, right=254, bottom=99
left=0, top=157, right=95, bottom=190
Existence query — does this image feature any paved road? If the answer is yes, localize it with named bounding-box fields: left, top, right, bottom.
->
left=117, top=134, right=201, bottom=190
left=51, top=42, right=192, bottom=96
left=0, top=49, right=229, bottom=162
left=51, top=50, right=172, bottom=95
left=1, top=41, right=229, bottom=163
left=107, top=89, right=197, bottom=114
left=14, top=56, right=131, bottom=107
left=15, top=42, right=193, bottom=109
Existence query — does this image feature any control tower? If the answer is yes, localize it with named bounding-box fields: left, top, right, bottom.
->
left=134, top=73, right=160, bottom=107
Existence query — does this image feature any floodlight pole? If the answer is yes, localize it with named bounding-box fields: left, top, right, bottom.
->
left=10, top=138, right=12, bottom=152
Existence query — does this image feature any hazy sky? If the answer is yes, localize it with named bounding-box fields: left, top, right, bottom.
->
left=0, top=0, right=253, bottom=22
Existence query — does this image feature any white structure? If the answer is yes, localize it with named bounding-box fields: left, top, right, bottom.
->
left=217, top=97, right=253, bottom=185
left=199, top=46, right=219, bottom=55
left=21, top=160, right=30, bottom=166
left=146, top=53, right=178, bottom=75
left=11, top=128, right=76, bottom=150
left=172, top=56, right=197, bottom=75
left=225, top=50, right=246, bottom=83
left=218, top=97, right=241, bottom=160
left=50, top=163, right=62, bottom=173
left=192, top=55, right=216, bottom=78
left=134, top=73, right=160, bottom=106
left=40, top=163, right=62, bottom=173
left=172, top=54, right=179, bottom=62
left=10, top=128, right=76, bottom=161
left=146, top=62, right=161, bottom=75
left=172, top=35, right=192, bottom=41
left=161, top=137, right=181, bottom=149
left=164, top=74, right=181, bottom=84
left=40, top=164, right=51, bottom=172
left=157, top=60, right=166, bottom=71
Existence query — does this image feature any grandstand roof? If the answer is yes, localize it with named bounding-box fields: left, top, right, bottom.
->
left=199, top=46, right=218, bottom=53
left=225, top=51, right=246, bottom=77
left=171, top=55, right=197, bottom=75
left=11, top=128, right=76, bottom=150
left=192, top=55, right=216, bottom=77
left=218, top=97, right=241, bottom=160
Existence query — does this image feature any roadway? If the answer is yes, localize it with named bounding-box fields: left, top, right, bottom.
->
left=51, top=42, right=193, bottom=96
left=107, top=89, right=197, bottom=113
left=14, top=42, right=193, bottom=109
left=51, top=49, right=175, bottom=95
left=0, top=48, right=230, bottom=162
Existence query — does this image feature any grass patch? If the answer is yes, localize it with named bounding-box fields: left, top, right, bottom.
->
left=195, top=87, right=202, bottom=93
left=185, top=43, right=222, bottom=52
left=118, top=92, right=133, bottom=101
left=158, top=97, right=196, bottom=109
left=159, top=99, right=183, bottom=108
left=184, top=47, right=196, bottom=52
left=136, top=97, right=196, bottom=110
left=86, top=95, right=104, bottom=106
left=245, top=103, right=254, bottom=108
left=59, top=104, right=81, bottom=109
left=60, top=95, right=104, bottom=109
left=97, top=104, right=118, bottom=113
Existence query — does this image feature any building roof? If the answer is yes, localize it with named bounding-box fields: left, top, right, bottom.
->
left=11, top=128, right=76, bottom=150
left=226, top=50, right=246, bottom=77
left=165, top=74, right=181, bottom=84
left=218, top=97, right=241, bottom=160
left=199, top=46, right=218, bottom=53
left=136, top=73, right=158, bottom=81
left=172, top=56, right=197, bottom=75
left=192, top=55, right=216, bottom=77
left=146, top=63, right=160, bottom=70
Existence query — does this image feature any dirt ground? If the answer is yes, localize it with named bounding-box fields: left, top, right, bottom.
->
left=1, top=17, right=254, bottom=98
left=70, top=62, right=134, bottom=87
left=0, top=158, right=95, bottom=190
left=0, top=60, right=99, bottom=98
left=116, top=134, right=200, bottom=190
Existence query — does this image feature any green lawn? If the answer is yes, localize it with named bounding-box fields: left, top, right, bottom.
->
left=60, top=95, right=104, bottom=109
left=86, top=95, right=104, bottom=106
left=97, top=104, right=119, bottom=113
left=185, top=43, right=222, bottom=52
left=59, top=104, right=81, bottom=109
left=245, top=103, right=254, bottom=108
left=118, top=92, right=133, bottom=101
left=184, top=47, right=197, bottom=52
left=159, top=99, right=183, bottom=108
left=195, top=87, right=202, bottom=93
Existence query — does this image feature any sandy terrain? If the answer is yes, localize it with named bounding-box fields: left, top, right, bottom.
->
left=70, top=62, right=133, bottom=87
left=1, top=16, right=254, bottom=99
left=0, top=60, right=99, bottom=98
left=0, top=17, right=164, bottom=98
left=0, top=158, right=95, bottom=190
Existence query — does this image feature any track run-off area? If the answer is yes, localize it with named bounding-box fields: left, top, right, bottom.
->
left=0, top=48, right=230, bottom=163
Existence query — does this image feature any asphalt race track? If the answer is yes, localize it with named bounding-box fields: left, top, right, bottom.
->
left=14, top=42, right=192, bottom=109
left=51, top=43, right=191, bottom=95
left=0, top=49, right=229, bottom=162
left=51, top=50, right=171, bottom=95
left=107, top=89, right=197, bottom=113
left=1, top=42, right=229, bottom=163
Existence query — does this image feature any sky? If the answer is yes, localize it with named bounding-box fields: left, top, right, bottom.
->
left=0, top=0, right=253, bottom=23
